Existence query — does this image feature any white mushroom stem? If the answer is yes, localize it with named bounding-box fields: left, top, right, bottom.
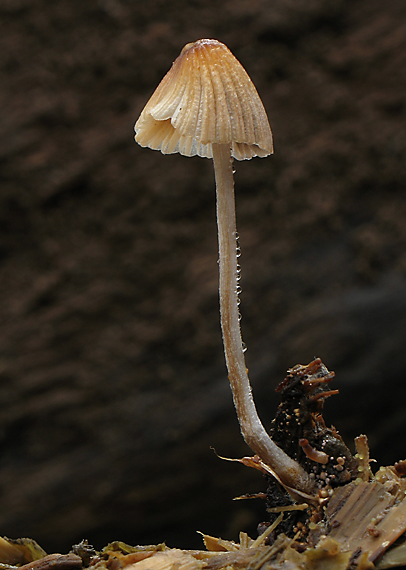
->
left=212, top=143, right=315, bottom=496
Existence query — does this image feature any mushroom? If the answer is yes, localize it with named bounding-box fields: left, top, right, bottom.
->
left=134, top=39, right=315, bottom=497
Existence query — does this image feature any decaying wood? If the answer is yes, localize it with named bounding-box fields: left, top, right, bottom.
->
left=216, top=359, right=406, bottom=568
left=19, top=554, right=83, bottom=570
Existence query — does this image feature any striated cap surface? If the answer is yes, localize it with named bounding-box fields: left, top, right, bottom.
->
left=134, top=39, right=273, bottom=161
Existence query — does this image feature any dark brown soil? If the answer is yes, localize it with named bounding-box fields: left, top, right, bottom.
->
left=1, top=0, right=406, bottom=555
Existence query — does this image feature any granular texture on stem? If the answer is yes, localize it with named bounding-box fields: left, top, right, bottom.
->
left=213, top=143, right=315, bottom=496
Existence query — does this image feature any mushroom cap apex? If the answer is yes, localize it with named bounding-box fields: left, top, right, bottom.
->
left=134, top=39, right=273, bottom=161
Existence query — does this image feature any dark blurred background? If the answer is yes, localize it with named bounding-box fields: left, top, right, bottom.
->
left=1, top=0, right=406, bottom=555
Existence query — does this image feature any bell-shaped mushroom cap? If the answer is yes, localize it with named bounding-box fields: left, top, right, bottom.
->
left=134, top=39, right=273, bottom=161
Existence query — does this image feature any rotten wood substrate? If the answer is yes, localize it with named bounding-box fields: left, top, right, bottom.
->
left=224, top=359, right=406, bottom=567
left=260, top=358, right=360, bottom=541
left=3, top=359, right=406, bottom=570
